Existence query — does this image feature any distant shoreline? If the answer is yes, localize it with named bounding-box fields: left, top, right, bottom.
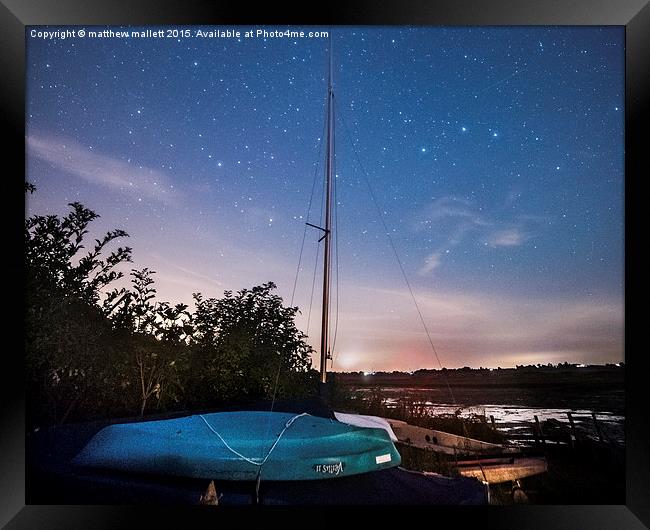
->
left=334, top=364, right=623, bottom=383
left=334, top=365, right=625, bottom=414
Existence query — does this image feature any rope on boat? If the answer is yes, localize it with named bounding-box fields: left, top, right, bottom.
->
left=198, top=413, right=309, bottom=467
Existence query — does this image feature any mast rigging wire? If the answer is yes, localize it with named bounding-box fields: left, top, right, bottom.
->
left=289, top=100, right=329, bottom=307
left=331, top=123, right=341, bottom=367
left=306, top=242, right=321, bottom=336
left=336, top=101, right=457, bottom=406
left=269, top=93, right=328, bottom=415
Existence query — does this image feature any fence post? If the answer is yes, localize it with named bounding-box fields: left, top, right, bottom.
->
left=592, top=412, right=604, bottom=443
left=535, top=414, right=546, bottom=445
left=567, top=412, right=577, bottom=447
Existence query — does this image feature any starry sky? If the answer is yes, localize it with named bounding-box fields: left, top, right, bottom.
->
left=26, top=26, right=624, bottom=372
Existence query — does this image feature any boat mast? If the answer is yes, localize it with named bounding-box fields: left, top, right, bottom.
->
left=319, top=34, right=334, bottom=386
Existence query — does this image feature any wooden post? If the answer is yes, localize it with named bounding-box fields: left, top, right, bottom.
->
left=535, top=414, right=546, bottom=445
left=199, top=480, right=219, bottom=505
left=566, top=412, right=577, bottom=447
left=592, top=412, right=604, bottom=443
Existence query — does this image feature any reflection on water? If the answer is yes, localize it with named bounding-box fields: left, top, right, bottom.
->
left=354, top=387, right=625, bottom=445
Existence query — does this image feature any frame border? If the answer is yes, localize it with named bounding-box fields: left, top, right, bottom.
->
left=3, top=0, right=648, bottom=527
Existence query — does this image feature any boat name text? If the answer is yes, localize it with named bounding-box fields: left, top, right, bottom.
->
left=313, top=462, right=345, bottom=475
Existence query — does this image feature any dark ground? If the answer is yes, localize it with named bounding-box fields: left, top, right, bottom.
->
left=26, top=367, right=625, bottom=505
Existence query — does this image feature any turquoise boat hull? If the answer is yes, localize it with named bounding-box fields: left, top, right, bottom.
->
left=72, top=411, right=401, bottom=481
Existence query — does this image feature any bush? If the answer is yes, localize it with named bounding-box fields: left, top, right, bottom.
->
left=25, top=186, right=318, bottom=428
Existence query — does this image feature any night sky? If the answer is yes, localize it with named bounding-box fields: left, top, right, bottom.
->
left=26, top=26, right=624, bottom=371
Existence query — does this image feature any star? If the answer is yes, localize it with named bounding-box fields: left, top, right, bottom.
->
left=25, top=26, right=624, bottom=371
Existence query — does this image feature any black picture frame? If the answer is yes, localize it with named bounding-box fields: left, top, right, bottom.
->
left=3, top=0, right=647, bottom=527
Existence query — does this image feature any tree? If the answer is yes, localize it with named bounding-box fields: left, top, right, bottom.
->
left=25, top=186, right=319, bottom=425
left=188, top=282, right=315, bottom=405
left=26, top=201, right=131, bottom=305
left=102, top=268, right=189, bottom=416
left=25, top=194, right=133, bottom=427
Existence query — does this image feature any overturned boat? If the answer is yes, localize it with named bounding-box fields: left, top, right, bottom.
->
left=72, top=410, right=401, bottom=481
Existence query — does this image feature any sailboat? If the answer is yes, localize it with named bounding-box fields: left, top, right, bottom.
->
left=71, top=36, right=402, bottom=483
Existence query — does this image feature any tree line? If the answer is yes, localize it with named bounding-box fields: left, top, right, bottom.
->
left=25, top=183, right=318, bottom=430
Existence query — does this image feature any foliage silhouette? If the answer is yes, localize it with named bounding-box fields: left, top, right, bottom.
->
left=25, top=186, right=317, bottom=428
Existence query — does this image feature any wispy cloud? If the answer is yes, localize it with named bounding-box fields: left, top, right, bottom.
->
left=414, top=195, right=547, bottom=274
left=418, top=196, right=488, bottom=227
left=413, top=196, right=486, bottom=275
left=27, top=133, right=179, bottom=205
left=485, top=227, right=529, bottom=247
left=418, top=251, right=441, bottom=275
left=145, top=253, right=226, bottom=290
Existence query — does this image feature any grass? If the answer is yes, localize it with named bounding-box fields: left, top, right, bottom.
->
left=332, top=385, right=506, bottom=444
